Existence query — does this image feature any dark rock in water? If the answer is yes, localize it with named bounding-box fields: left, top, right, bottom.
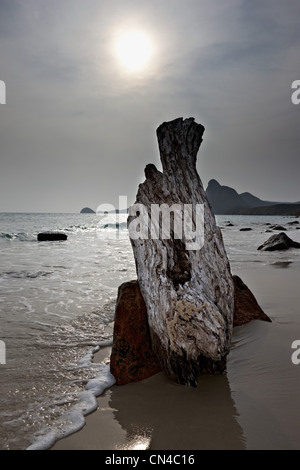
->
left=37, top=232, right=67, bottom=241
left=287, top=221, right=299, bottom=225
left=258, top=232, right=300, bottom=251
left=226, top=223, right=234, bottom=227
left=110, top=281, right=162, bottom=385
left=271, top=261, right=293, bottom=269
left=270, top=225, right=286, bottom=231
left=80, top=207, right=95, bottom=214
left=232, top=275, right=271, bottom=326
left=239, top=228, right=252, bottom=231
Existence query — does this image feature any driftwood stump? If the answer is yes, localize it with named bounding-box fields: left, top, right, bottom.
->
left=128, top=118, right=234, bottom=386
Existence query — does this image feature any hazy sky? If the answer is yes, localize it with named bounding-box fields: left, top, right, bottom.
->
left=0, top=0, right=299, bottom=212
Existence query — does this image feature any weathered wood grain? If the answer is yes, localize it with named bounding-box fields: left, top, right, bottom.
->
left=128, top=118, right=234, bottom=386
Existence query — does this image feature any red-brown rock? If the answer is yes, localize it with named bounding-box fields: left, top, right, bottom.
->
left=110, top=280, right=162, bottom=385
left=232, top=275, right=271, bottom=326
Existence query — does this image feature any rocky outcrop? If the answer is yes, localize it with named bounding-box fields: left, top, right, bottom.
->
left=110, top=281, right=162, bottom=385
left=205, top=180, right=283, bottom=215
left=258, top=232, right=300, bottom=251
left=206, top=179, right=249, bottom=214
left=37, top=232, right=67, bottom=241
left=128, top=118, right=234, bottom=386
left=232, top=275, right=271, bottom=326
left=205, top=180, right=300, bottom=216
left=80, top=207, right=95, bottom=214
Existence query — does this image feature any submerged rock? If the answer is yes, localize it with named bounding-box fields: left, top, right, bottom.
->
left=37, top=232, right=67, bottom=241
left=258, top=232, right=300, bottom=251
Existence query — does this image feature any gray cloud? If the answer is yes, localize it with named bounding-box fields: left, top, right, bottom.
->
left=0, top=0, right=299, bottom=211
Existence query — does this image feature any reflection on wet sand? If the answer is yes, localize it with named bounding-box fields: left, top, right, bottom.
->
left=109, top=372, right=246, bottom=450
left=52, top=370, right=245, bottom=450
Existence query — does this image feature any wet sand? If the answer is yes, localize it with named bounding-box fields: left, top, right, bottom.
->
left=52, top=262, right=300, bottom=450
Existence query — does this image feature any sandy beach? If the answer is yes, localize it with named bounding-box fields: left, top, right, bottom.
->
left=52, top=261, right=300, bottom=450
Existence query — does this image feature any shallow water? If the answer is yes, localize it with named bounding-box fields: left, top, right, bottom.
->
left=0, top=212, right=300, bottom=449
left=0, top=212, right=135, bottom=450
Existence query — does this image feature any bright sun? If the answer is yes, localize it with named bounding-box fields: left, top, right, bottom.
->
left=115, top=31, right=153, bottom=72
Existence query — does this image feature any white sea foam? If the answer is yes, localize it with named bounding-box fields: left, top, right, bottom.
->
left=26, top=342, right=115, bottom=451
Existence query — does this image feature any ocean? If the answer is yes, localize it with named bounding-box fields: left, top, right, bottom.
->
left=0, top=212, right=300, bottom=450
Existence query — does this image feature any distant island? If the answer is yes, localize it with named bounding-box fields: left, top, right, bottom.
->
left=80, top=207, right=96, bottom=214
left=81, top=207, right=129, bottom=214
left=206, top=179, right=300, bottom=215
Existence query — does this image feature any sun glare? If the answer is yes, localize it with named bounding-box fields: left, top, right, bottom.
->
left=115, top=31, right=153, bottom=72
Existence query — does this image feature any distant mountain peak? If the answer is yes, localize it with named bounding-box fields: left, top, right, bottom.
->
left=207, top=179, right=221, bottom=189
left=205, top=180, right=298, bottom=215
left=206, top=179, right=248, bottom=214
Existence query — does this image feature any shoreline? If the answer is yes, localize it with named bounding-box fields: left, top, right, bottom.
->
left=52, top=261, right=300, bottom=450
